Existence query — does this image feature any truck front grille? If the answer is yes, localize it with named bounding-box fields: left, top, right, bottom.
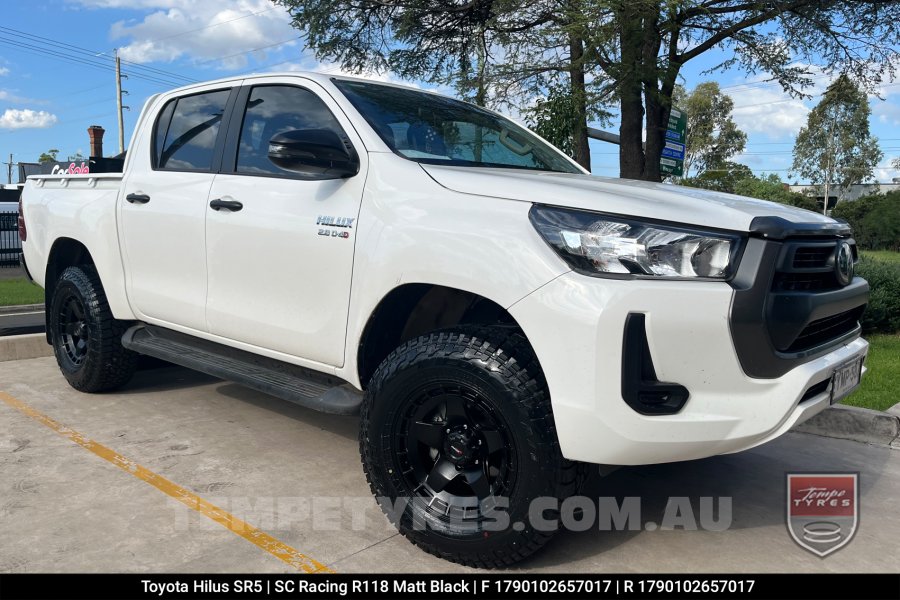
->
left=785, top=306, right=866, bottom=353
left=792, top=245, right=834, bottom=269
left=729, top=232, right=869, bottom=379
left=773, top=272, right=838, bottom=292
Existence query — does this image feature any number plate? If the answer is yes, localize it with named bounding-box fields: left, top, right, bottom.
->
left=830, top=354, right=865, bottom=404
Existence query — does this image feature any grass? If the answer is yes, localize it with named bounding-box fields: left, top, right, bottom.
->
left=0, top=277, right=44, bottom=307
left=843, top=333, right=900, bottom=413
left=861, top=250, right=900, bottom=264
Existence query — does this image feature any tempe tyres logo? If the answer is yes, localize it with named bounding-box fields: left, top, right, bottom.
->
left=786, top=473, right=858, bottom=557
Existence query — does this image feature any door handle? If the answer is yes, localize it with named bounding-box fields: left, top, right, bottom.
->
left=125, top=193, right=150, bottom=204
left=209, top=198, right=243, bottom=212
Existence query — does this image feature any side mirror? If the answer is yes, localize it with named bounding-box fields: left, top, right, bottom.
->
left=267, top=129, right=359, bottom=179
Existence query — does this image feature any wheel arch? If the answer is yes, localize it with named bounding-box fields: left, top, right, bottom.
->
left=44, top=238, right=96, bottom=343
left=355, top=283, right=537, bottom=389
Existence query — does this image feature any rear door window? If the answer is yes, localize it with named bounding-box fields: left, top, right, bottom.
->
left=155, top=89, right=230, bottom=171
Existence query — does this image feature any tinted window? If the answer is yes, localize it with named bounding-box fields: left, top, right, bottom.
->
left=156, top=89, right=230, bottom=171
left=334, top=79, right=580, bottom=174
left=236, top=85, right=346, bottom=176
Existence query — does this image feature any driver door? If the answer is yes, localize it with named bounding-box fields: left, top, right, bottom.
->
left=204, top=80, right=366, bottom=367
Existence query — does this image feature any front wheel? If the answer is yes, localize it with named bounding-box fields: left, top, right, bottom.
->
left=49, top=265, right=137, bottom=392
left=360, top=329, right=579, bottom=568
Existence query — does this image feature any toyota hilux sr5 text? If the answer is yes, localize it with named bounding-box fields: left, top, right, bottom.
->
left=19, top=73, right=869, bottom=567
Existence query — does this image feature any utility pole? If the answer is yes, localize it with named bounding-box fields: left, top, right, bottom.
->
left=115, top=49, right=125, bottom=155
left=4, top=153, right=12, bottom=185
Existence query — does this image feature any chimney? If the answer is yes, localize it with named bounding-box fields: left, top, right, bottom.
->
left=87, top=125, right=104, bottom=158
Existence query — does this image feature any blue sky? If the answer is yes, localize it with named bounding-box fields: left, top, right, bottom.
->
left=1, top=0, right=898, bottom=183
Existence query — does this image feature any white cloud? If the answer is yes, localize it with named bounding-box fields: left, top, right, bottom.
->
left=730, top=88, right=810, bottom=139
left=93, top=0, right=297, bottom=70
left=0, top=90, right=31, bottom=103
left=873, top=100, right=900, bottom=127
left=724, top=65, right=836, bottom=140
left=0, top=109, right=58, bottom=129
left=70, top=0, right=183, bottom=8
left=0, top=67, right=9, bottom=76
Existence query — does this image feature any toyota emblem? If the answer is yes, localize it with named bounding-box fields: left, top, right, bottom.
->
left=835, top=242, right=854, bottom=286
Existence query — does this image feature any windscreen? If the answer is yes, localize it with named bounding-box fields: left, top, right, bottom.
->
left=333, top=79, right=582, bottom=174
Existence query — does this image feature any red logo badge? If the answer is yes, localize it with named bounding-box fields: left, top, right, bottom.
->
left=786, top=473, right=858, bottom=557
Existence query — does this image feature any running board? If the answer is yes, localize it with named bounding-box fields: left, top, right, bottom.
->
left=121, top=325, right=362, bottom=415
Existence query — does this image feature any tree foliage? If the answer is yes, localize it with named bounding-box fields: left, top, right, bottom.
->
left=731, top=173, right=818, bottom=212
left=673, top=82, right=746, bottom=178
left=791, top=75, right=883, bottom=202
left=682, top=170, right=818, bottom=212
left=680, top=161, right=752, bottom=193
left=38, top=148, right=59, bottom=164
left=526, top=84, right=611, bottom=158
left=832, top=191, right=900, bottom=251
left=276, top=0, right=900, bottom=181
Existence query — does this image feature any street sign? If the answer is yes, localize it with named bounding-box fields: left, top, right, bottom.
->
left=660, top=107, right=687, bottom=177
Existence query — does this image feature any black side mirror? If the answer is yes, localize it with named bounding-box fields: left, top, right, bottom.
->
left=267, top=129, right=359, bottom=179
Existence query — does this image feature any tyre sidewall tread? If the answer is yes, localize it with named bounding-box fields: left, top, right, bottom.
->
left=49, top=265, right=136, bottom=392
left=360, top=329, right=578, bottom=568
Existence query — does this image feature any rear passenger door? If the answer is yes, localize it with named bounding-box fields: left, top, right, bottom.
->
left=120, top=84, right=237, bottom=332
left=204, top=79, right=367, bottom=367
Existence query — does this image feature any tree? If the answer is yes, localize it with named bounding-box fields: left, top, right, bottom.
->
left=526, top=84, right=611, bottom=158
left=792, top=75, right=883, bottom=212
left=275, top=0, right=604, bottom=169
left=682, top=168, right=818, bottom=212
left=892, top=157, right=900, bottom=170
left=38, top=149, right=59, bottom=164
left=681, top=161, right=752, bottom=193
left=732, top=173, right=818, bottom=212
left=672, top=82, right=746, bottom=178
left=277, top=1, right=900, bottom=181
left=832, top=191, right=900, bottom=250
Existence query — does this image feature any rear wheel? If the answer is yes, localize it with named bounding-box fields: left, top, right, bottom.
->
left=360, top=328, right=578, bottom=567
left=49, top=265, right=137, bottom=392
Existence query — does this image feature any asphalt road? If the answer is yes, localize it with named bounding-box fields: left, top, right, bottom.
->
left=1, top=357, right=898, bottom=573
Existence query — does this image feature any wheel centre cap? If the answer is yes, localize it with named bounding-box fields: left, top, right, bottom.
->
left=444, top=430, right=476, bottom=465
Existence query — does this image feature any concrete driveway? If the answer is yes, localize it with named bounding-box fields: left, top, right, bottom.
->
left=1, top=356, right=897, bottom=573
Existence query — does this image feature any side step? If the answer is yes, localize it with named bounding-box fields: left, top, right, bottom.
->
left=122, top=325, right=362, bottom=415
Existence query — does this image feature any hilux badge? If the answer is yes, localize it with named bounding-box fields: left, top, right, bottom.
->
left=317, top=215, right=355, bottom=239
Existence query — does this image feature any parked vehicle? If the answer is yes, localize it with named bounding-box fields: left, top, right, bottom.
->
left=19, top=73, right=869, bottom=567
left=1, top=192, right=22, bottom=267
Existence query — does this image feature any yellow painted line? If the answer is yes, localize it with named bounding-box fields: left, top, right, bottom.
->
left=0, top=391, right=334, bottom=574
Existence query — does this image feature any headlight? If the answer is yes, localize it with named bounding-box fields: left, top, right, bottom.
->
left=529, top=205, right=741, bottom=279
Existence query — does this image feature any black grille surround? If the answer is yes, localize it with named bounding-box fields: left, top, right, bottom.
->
left=729, top=217, right=869, bottom=379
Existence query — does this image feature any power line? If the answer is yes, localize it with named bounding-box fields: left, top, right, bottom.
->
left=0, top=36, right=189, bottom=88
left=0, top=26, right=196, bottom=85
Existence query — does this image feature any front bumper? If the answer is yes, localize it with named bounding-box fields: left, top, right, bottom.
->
left=509, top=272, right=868, bottom=465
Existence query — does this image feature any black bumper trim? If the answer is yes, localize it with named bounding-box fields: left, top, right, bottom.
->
left=621, top=313, right=690, bottom=415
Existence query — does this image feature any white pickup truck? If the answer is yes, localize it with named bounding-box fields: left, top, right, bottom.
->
left=20, top=72, right=869, bottom=567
